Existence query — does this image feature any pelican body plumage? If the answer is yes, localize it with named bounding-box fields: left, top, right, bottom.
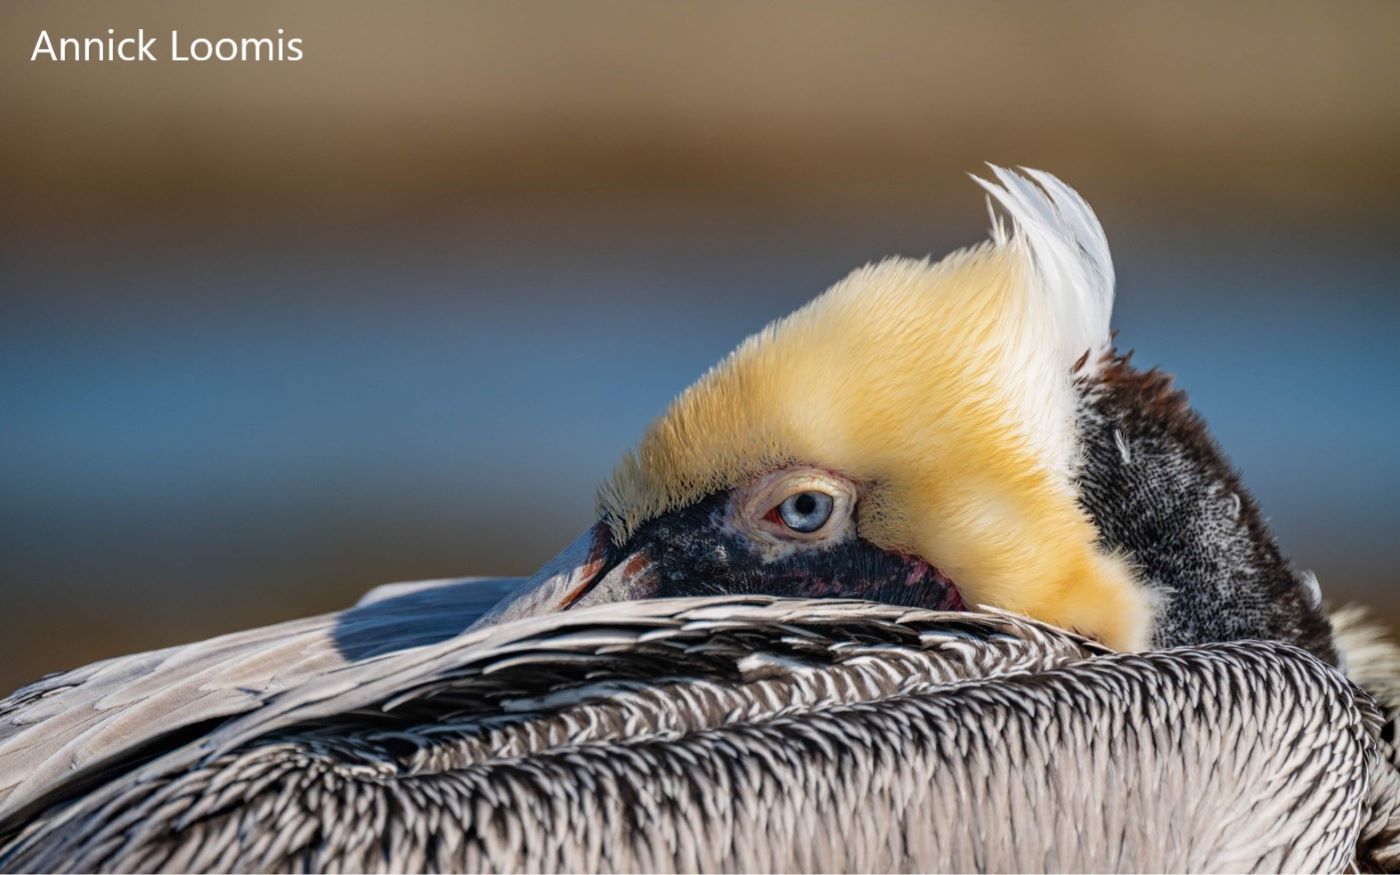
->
left=2, top=587, right=1396, bottom=872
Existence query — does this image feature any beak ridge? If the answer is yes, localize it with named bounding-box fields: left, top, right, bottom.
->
left=469, top=522, right=666, bottom=630
left=468, top=523, right=610, bottom=630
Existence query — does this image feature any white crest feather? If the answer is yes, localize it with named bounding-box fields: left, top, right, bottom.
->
left=972, top=165, right=1116, bottom=374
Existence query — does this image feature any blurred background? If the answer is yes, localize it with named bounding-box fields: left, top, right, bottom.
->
left=2, top=1, right=1397, bottom=690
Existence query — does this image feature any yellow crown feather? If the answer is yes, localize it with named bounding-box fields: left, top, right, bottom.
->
left=597, top=167, right=1152, bottom=650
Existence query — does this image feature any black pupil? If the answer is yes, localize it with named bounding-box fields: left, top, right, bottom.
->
left=793, top=493, right=817, bottom=515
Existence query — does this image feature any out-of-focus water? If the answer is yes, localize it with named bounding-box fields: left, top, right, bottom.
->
left=1, top=216, right=1396, bottom=689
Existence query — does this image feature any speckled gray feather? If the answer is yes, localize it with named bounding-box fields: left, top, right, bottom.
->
left=1, top=593, right=1392, bottom=873
left=1074, top=354, right=1338, bottom=662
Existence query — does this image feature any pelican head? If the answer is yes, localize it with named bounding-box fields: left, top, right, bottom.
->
left=480, top=167, right=1336, bottom=660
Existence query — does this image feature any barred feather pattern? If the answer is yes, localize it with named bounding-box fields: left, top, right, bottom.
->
left=0, top=592, right=1388, bottom=873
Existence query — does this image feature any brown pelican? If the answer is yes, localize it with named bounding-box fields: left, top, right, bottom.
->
left=2, top=167, right=1396, bottom=872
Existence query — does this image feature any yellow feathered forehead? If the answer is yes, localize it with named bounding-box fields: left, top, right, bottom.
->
left=599, top=247, right=1035, bottom=534
left=595, top=168, right=1152, bottom=648
left=598, top=167, right=1112, bottom=542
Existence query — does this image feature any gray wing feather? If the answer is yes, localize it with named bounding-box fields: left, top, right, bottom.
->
left=0, top=577, right=522, bottom=822
left=0, top=595, right=1390, bottom=873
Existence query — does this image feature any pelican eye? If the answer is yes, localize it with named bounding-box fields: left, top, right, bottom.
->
left=777, top=491, right=834, bottom=533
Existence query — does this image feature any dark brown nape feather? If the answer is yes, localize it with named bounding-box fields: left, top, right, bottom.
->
left=1074, top=351, right=1338, bottom=664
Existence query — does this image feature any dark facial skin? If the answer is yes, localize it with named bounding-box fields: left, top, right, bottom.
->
left=594, top=492, right=965, bottom=611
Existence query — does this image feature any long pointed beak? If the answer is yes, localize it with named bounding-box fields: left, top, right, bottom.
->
left=468, top=523, right=659, bottom=630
